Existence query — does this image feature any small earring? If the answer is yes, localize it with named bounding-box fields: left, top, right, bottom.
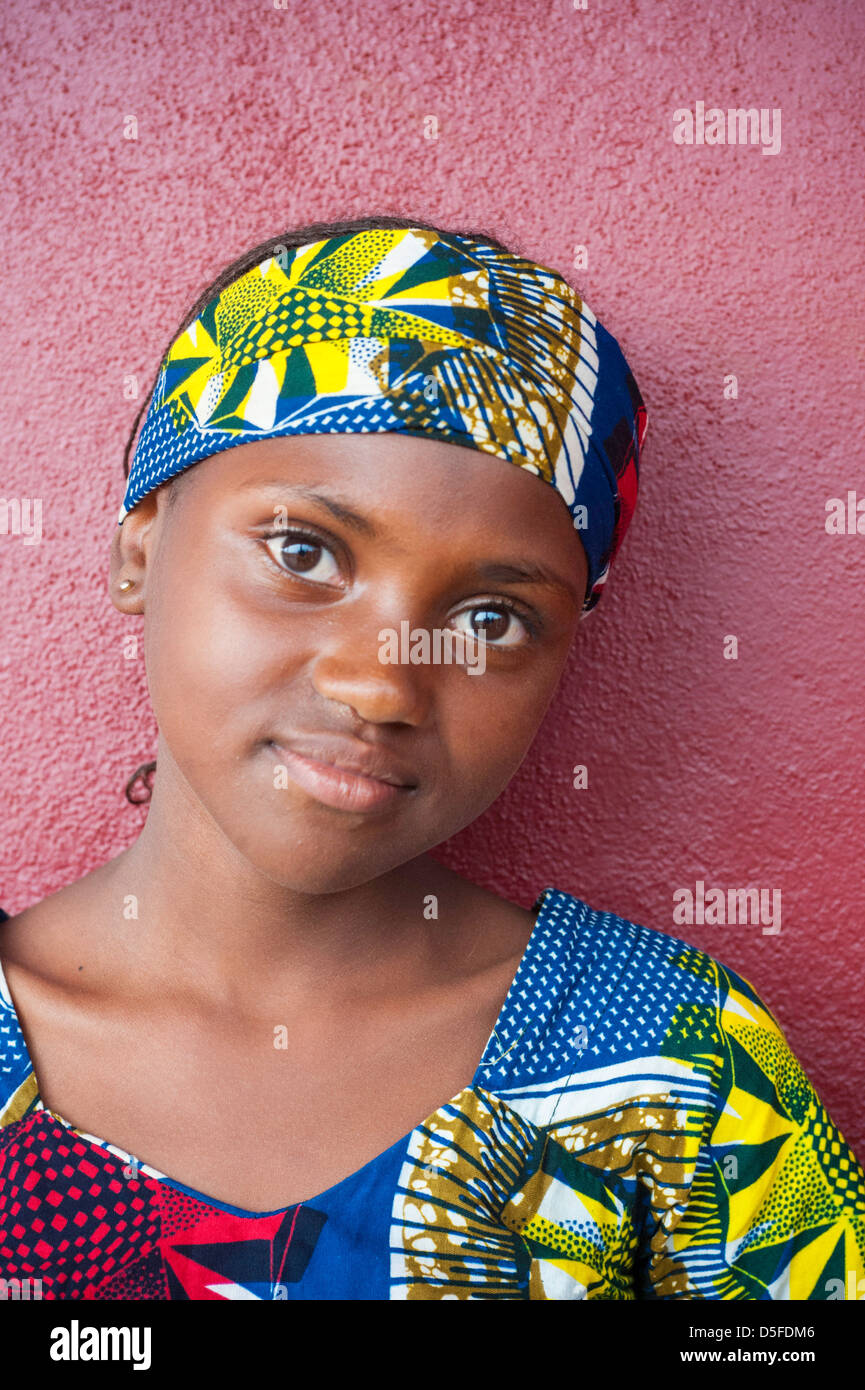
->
left=118, top=579, right=134, bottom=591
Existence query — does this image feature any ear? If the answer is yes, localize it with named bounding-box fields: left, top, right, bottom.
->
left=108, top=489, right=162, bottom=615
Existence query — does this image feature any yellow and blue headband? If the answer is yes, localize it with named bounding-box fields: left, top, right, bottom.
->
left=121, top=226, right=648, bottom=615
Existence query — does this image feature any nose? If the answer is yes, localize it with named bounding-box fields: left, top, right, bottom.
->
left=310, top=625, right=433, bottom=725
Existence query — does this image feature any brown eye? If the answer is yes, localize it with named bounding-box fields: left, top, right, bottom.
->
left=263, top=530, right=342, bottom=584
left=451, top=603, right=531, bottom=648
left=282, top=539, right=322, bottom=573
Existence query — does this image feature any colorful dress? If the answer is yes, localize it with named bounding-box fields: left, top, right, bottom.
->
left=0, top=888, right=862, bottom=1300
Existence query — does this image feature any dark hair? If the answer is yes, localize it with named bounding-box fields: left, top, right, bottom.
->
left=123, top=212, right=519, bottom=806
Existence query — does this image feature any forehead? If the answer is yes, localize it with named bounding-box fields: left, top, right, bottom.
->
left=175, top=432, right=582, bottom=553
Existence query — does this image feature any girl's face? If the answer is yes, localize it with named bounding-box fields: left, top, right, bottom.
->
left=112, top=434, right=588, bottom=892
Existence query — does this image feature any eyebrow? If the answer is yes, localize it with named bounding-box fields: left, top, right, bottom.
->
left=240, top=480, right=581, bottom=603
left=472, top=560, right=580, bottom=604
left=240, top=481, right=378, bottom=537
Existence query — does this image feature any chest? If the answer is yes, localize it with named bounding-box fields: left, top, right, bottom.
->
left=11, top=969, right=514, bottom=1213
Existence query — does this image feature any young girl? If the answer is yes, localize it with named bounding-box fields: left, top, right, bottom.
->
left=1, top=216, right=862, bottom=1302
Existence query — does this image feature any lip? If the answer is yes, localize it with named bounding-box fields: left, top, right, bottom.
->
left=269, top=735, right=418, bottom=814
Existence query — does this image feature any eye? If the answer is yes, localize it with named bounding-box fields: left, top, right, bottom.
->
left=262, top=529, right=342, bottom=585
left=450, top=601, right=536, bottom=648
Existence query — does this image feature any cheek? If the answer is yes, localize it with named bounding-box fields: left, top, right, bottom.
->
left=438, top=660, right=563, bottom=806
left=143, top=570, right=273, bottom=760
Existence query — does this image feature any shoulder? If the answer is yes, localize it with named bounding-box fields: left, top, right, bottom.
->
left=527, top=886, right=791, bottom=1093
left=535, top=886, right=777, bottom=1023
left=0, top=887, right=98, bottom=1127
left=0, top=918, right=39, bottom=1126
left=495, top=892, right=864, bottom=1300
left=0, top=874, right=109, bottom=985
left=497, top=887, right=851, bottom=1178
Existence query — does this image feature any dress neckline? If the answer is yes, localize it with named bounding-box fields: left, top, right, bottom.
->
left=0, top=886, right=559, bottom=1220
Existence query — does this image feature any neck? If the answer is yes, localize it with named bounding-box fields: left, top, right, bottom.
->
left=96, top=750, right=462, bottom=1013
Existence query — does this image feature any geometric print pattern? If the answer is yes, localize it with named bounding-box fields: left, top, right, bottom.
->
left=390, top=893, right=865, bottom=1299
left=2, top=890, right=863, bottom=1299
left=119, top=227, right=648, bottom=616
left=0, top=1109, right=325, bottom=1299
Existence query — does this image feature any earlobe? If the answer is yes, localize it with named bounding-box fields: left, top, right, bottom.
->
left=108, top=569, right=144, bottom=613
left=108, top=497, right=157, bottom=612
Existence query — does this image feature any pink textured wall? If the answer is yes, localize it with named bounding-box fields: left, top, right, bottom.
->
left=0, top=1, right=862, bottom=1158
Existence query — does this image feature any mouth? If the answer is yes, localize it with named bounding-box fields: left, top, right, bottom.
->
left=268, top=740, right=418, bottom=815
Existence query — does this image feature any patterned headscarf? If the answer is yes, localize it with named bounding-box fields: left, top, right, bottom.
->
left=121, top=226, right=648, bottom=615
